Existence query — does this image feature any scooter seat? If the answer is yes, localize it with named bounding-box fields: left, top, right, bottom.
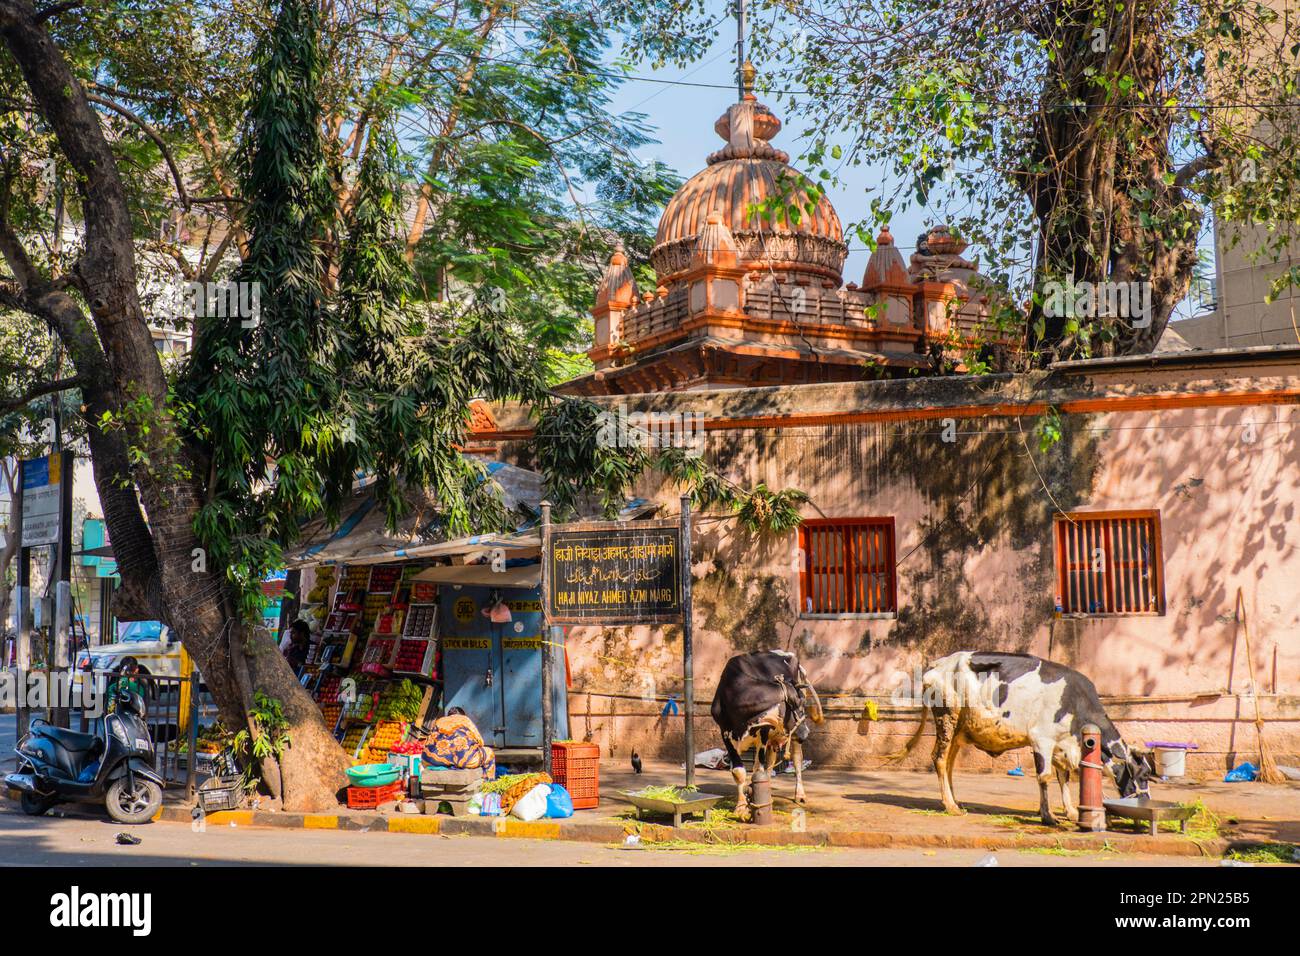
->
left=36, top=725, right=101, bottom=754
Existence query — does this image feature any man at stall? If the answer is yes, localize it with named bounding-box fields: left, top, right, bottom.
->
left=422, top=707, right=496, bottom=779
left=283, top=619, right=313, bottom=674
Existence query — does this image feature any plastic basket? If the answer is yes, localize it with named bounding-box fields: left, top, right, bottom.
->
left=551, top=741, right=600, bottom=809
left=346, top=778, right=405, bottom=810
left=197, top=775, right=244, bottom=814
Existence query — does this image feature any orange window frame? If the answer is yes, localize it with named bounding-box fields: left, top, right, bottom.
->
left=1053, top=510, right=1165, bottom=615
left=798, top=518, right=898, bottom=615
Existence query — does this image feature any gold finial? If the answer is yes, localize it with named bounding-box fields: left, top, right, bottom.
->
left=741, top=60, right=756, bottom=96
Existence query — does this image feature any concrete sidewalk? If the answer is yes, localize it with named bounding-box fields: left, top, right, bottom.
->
left=599, top=758, right=1300, bottom=849
left=6, top=756, right=1297, bottom=858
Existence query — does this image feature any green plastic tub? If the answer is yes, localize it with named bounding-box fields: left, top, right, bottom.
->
left=347, top=763, right=401, bottom=788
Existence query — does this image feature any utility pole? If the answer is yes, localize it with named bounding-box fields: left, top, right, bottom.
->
left=47, top=358, right=73, bottom=728
left=51, top=448, right=73, bottom=728
left=735, top=0, right=747, bottom=101
left=540, top=501, right=554, bottom=776
left=14, top=467, right=29, bottom=739
left=680, top=493, right=695, bottom=787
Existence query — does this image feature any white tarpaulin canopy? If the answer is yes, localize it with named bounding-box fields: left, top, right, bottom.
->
left=409, top=563, right=541, bottom=587
left=283, top=459, right=542, bottom=568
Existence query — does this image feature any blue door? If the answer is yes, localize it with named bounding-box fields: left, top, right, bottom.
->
left=438, top=584, right=566, bottom=749
left=439, top=587, right=502, bottom=745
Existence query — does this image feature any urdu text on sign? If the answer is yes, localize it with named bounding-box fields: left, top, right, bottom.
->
left=546, top=523, right=683, bottom=625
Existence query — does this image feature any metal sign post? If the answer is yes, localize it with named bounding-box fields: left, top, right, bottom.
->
left=680, top=494, right=694, bottom=788
left=540, top=501, right=554, bottom=776
left=541, top=504, right=694, bottom=785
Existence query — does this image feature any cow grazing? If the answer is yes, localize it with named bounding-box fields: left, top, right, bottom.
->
left=711, top=650, right=824, bottom=818
left=896, top=651, right=1152, bottom=826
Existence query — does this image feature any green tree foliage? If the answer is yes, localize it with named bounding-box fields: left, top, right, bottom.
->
left=632, top=0, right=1300, bottom=361
left=48, top=0, right=688, bottom=377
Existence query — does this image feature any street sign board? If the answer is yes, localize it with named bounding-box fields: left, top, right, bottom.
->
left=544, top=519, right=683, bottom=625
left=21, top=454, right=62, bottom=547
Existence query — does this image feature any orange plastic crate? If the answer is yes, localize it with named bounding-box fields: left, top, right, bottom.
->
left=551, top=741, right=600, bottom=809
left=346, top=778, right=405, bottom=809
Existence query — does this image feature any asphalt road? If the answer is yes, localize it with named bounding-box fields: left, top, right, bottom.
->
left=0, top=801, right=1225, bottom=867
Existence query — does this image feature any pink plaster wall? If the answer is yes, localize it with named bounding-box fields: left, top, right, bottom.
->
left=557, top=393, right=1300, bottom=776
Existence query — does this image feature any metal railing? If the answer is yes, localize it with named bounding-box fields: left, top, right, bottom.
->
left=77, top=669, right=203, bottom=798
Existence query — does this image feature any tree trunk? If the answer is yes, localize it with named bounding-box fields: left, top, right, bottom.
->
left=1023, top=1, right=1200, bottom=361
left=0, top=0, right=349, bottom=811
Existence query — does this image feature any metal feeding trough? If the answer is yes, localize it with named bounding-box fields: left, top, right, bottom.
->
left=1103, top=797, right=1197, bottom=836
left=620, top=791, right=724, bottom=828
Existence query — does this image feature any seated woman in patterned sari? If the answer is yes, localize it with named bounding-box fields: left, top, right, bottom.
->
left=422, top=707, right=496, bottom=779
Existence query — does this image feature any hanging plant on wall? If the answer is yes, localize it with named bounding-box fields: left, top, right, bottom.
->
left=533, top=400, right=810, bottom=534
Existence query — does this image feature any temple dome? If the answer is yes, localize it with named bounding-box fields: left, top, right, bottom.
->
left=650, top=93, right=847, bottom=284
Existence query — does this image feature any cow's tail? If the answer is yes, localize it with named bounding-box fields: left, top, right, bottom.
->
left=887, top=704, right=930, bottom=762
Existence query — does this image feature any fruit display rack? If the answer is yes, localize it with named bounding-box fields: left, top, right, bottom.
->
left=340, top=725, right=371, bottom=759
left=366, top=564, right=403, bottom=594
left=339, top=565, right=371, bottom=593
left=392, top=638, right=435, bottom=676
left=360, top=636, right=397, bottom=674
left=361, top=719, right=407, bottom=764
left=361, top=591, right=388, bottom=631
left=324, top=609, right=359, bottom=633
left=372, top=606, right=405, bottom=636
left=402, top=604, right=437, bottom=638
left=314, top=674, right=342, bottom=703
left=320, top=703, right=343, bottom=731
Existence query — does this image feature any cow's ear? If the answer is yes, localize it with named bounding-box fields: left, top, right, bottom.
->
left=1130, top=744, right=1152, bottom=757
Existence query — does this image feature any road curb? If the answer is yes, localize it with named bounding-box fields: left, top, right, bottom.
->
left=3, top=788, right=1229, bottom=856
left=173, top=800, right=1226, bottom=856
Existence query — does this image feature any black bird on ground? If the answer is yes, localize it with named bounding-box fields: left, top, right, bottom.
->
left=631, top=751, right=643, bottom=774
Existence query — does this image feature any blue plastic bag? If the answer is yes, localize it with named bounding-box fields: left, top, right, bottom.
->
left=546, top=784, right=574, bottom=818
left=1224, top=762, right=1258, bottom=783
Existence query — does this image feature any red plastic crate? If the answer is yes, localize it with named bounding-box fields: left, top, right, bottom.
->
left=346, top=778, right=405, bottom=809
left=551, top=741, right=600, bottom=809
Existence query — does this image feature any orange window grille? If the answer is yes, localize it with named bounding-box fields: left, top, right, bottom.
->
left=798, top=518, right=897, bottom=614
left=1054, top=511, right=1165, bottom=615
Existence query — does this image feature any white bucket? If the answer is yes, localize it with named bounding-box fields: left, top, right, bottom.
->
left=1154, top=747, right=1186, bottom=778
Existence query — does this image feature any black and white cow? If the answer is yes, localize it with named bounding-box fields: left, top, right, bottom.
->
left=711, top=650, right=823, bottom=817
left=896, top=651, right=1152, bottom=826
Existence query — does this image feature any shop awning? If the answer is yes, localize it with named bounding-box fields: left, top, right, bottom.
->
left=282, top=458, right=656, bottom=569
left=409, top=563, right=542, bottom=587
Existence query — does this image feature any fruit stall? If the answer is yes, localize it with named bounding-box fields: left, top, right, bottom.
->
left=274, top=464, right=597, bottom=812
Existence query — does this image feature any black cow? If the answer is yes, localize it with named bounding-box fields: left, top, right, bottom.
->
left=895, top=651, right=1153, bottom=825
left=710, top=650, right=823, bottom=817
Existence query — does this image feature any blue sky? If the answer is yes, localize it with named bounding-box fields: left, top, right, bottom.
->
left=602, top=17, right=936, bottom=285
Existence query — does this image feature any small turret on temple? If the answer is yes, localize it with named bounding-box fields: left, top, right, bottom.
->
left=564, top=66, right=1004, bottom=396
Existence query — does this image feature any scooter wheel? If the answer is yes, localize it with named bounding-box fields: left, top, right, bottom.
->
left=105, top=777, right=163, bottom=825
left=20, top=792, right=56, bottom=816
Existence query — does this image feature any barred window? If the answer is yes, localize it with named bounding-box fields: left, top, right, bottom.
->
left=1054, top=511, right=1165, bottom=615
left=798, top=518, right=897, bottom=615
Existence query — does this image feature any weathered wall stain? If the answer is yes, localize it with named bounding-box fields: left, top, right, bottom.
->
left=693, top=565, right=794, bottom=654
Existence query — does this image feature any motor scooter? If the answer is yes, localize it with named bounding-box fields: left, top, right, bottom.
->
left=5, top=688, right=165, bottom=824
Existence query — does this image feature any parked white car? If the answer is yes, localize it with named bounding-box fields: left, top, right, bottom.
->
left=74, top=621, right=190, bottom=691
